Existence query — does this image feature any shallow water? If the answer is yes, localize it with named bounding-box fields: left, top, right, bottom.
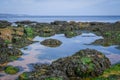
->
left=0, top=33, right=120, bottom=80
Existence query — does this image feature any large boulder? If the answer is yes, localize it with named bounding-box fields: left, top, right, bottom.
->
left=19, top=49, right=111, bottom=80
left=51, top=49, right=111, bottom=79
left=40, top=39, right=62, bottom=47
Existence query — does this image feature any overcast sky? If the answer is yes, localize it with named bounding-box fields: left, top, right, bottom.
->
left=0, top=0, right=120, bottom=15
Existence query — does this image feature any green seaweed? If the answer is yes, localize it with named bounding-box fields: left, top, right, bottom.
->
left=4, top=66, right=19, bottom=74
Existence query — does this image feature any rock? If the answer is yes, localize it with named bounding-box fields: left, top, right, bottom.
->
left=64, top=31, right=78, bottom=38
left=40, top=39, right=62, bottom=47
left=19, top=72, right=30, bottom=80
left=51, top=21, right=68, bottom=25
left=15, top=20, right=37, bottom=25
left=39, top=27, right=55, bottom=37
left=51, top=49, right=111, bottom=78
left=19, top=64, right=69, bottom=80
left=19, top=49, right=111, bottom=80
left=0, top=20, right=11, bottom=28
left=0, top=41, right=22, bottom=65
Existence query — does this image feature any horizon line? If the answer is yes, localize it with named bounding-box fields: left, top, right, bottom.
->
left=0, top=13, right=120, bottom=17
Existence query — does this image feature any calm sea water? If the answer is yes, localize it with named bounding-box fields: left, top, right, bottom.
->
left=0, top=16, right=120, bottom=22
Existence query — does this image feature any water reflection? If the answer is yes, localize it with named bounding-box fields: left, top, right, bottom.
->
left=0, top=33, right=120, bottom=80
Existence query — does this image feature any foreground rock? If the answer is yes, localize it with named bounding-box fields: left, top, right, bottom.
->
left=19, top=49, right=111, bottom=80
left=0, top=39, right=22, bottom=71
left=40, top=39, right=62, bottom=47
left=51, top=49, right=111, bottom=79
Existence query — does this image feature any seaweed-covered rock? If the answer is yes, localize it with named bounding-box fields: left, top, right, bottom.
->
left=64, top=31, right=78, bottom=38
left=0, top=20, right=11, bottom=28
left=19, top=64, right=69, bottom=80
left=0, top=42, right=22, bottom=64
left=51, top=49, right=111, bottom=78
left=19, top=49, right=111, bottom=80
left=39, top=27, right=55, bottom=37
left=93, top=64, right=120, bottom=80
left=40, top=39, right=62, bottom=47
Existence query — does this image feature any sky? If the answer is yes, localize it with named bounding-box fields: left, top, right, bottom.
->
left=0, top=0, right=120, bottom=16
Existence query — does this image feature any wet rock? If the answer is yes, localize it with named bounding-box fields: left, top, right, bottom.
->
left=0, top=41, right=22, bottom=65
left=19, top=64, right=69, bottom=80
left=0, top=20, right=11, bottom=28
left=40, top=39, right=62, bottom=47
left=64, top=31, right=78, bottom=38
left=51, top=21, right=68, bottom=25
left=19, top=49, right=111, bottom=80
left=39, top=27, right=55, bottom=37
left=15, top=20, right=37, bottom=25
left=51, top=49, right=111, bottom=78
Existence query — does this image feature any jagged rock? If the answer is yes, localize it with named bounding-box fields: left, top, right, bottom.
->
left=40, top=39, right=62, bottom=47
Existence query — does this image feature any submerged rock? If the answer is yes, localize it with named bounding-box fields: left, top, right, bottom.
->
left=40, top=39, right=62, bottom=47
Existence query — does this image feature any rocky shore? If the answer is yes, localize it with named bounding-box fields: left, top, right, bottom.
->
left=0, top=20, right=120, bottom=80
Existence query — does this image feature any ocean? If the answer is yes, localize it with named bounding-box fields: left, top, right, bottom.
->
left=0, top=15, right=120, bottom=23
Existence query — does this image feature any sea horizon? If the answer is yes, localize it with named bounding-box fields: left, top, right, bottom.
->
left=0, top=14, right=120, bottom=23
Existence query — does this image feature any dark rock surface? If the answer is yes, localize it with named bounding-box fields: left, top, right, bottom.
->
left=51, top=49, right=111, bottom=78
left=0, top=20, right=11, bottom=28
left=40, top=39, right=62, bottom=47
left=19, top=49, right=111, bottom=80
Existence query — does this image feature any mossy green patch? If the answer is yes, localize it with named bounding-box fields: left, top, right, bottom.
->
left=4, top=66, right=19, bottom=74
left=9, top=56, right=18, bottom=61
left=64, top=31, right=77, bottom=38
left=24, top=27, right=34, bottom=38
left=93, top=64, right=120, bottom=80
left=4, top=40, right=11, bottom=44
left=81, top=57, right=92, bottom=64
left=19, top=72, right=29, bottom=80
